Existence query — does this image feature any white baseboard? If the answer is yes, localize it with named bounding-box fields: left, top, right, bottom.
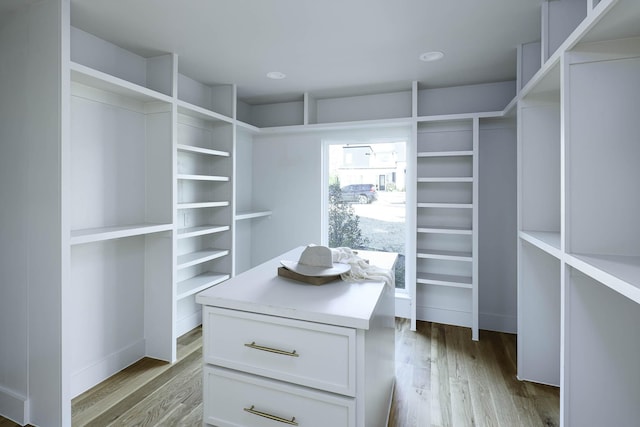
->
left=416, top=306, right=472, bottom=328
left=400, top=302, right=517, bottom=335
left=516, top=374, right=560, bottom=388
left=479, top=311, right=517, bottom=334
left=0, top=385, right=28, bottom=425
left=394, top=293, right=411, bottom=319
left=176, top=309, right=202, bottom=337
left=70, top=339, right=145, bottom=398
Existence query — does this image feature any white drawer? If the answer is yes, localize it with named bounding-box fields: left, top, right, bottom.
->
left=203, top=307, right=356, bottom=396
left=203, top=366, right=355, bottom=427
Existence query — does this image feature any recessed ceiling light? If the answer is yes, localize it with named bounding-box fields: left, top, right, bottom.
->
left=419, top=51, right=445, bottom=62
left=267, top=71, right=286, bottom=80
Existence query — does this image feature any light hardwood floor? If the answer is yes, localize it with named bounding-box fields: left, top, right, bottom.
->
left=389, top=320, right=559, bottom=427
left=1, top=319, right=559, bottom=426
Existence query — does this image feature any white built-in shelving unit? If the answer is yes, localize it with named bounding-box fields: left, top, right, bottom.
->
left=415, top=119, right=479, bottom=339
left=4, top=0, right=640, bottom=424
left=516, top=0, right=640, bottom=425
left=562, top=35, right=640, bottom=426
left=408, top=74, right=517, bottom=340
left=63, top=25, right=244, bottom=405
left=174, top=76, right=234, bottom=337
left=68, top=28, right=175, bottom=398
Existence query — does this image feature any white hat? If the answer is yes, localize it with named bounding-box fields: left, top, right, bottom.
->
left=281, top=245, right=350, bottom=277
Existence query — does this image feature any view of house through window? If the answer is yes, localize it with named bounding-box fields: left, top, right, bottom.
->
left=326, top=140, right=407, bottom=289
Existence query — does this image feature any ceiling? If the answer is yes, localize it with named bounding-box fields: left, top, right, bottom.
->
left=3, top=1, right=543, bottom=104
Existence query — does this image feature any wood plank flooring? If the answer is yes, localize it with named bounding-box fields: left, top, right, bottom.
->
left=389, top=319, right=559, bottom=427
left=1, top=319, right=559, bottom=426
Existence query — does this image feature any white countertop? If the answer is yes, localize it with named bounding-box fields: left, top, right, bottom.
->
left=196, top=247, right=397, bottom=330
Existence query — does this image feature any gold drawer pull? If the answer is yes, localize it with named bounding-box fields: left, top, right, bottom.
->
left=244, top=405, right=298, bottom=425
left=244, top=341, right=299, bottom=357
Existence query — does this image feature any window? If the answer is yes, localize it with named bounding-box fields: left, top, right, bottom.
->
left=323, top=139, right=407, bottom=289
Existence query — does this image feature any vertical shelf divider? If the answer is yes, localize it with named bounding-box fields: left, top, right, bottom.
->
left=471, top=117, right=479, bottom=341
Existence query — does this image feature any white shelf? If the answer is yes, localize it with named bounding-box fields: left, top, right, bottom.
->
left=176, top=100, right=233, bottom=124
left=417, top=202, right=473, bottom=209
left=176, top=144, right=230, bottom=158
left=566, top=253, right=640, bottom=305
left=416, top=111, right=504, bottom=122
left=417, top=249, right=473, bottom=262
left=70, top=61, right=172, bottom=104
left=416, top=272, right=472, bottom=289
left=257, top=116, right=412, bottom=134
left=417, top=177, right=473, bottom=183
left=177, top=174, right=229, bottom=182
left=236, top=120, right=261, bottom=133
left=417, top=150, right=474, bottom=157
left=177, top=249, right=229, bottom=270
left=520, top=60, right=561, bottom=100
left=70, top=223, right=172, bottom=245
left=177, top=272, right=229, bottom=300
left=235, top=210, right=273, bottom=221
left=518, top=231, right=561, bottom=258
left=176, top=201, right=229, bottom=209
left=177, top=225, right=230, bottom=239
left=417, top=226, right=472, bottom=235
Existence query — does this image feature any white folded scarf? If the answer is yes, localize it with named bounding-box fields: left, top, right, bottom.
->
left=331, top=247, right=395, bottom=289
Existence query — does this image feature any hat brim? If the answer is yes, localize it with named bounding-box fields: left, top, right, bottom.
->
left=280, top=260, right=350, bottom=277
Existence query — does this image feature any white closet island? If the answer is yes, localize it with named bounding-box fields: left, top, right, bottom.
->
left=196, top=248, right=397, bottom=427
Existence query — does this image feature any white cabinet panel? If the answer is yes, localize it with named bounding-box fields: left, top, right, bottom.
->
left=204, top=366, right=355, bottom=427
left=204, top=307, right=356, bottom=396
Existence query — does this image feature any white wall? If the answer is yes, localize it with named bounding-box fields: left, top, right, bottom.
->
left=250, top=132, right=324, bottom=265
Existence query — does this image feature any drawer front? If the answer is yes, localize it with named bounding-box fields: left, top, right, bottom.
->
left=204, top=366, right=355, bottom=427
left=203, top=307, right=356, bottom=395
